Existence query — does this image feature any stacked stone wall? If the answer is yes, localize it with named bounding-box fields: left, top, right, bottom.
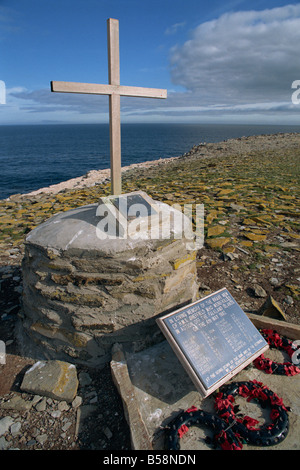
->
left=20, top=214, right=198, bottom=367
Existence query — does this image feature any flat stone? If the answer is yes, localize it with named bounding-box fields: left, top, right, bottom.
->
left=111, top=343, right=153, bottom=450
left=26, top=439, right=36, bottom=447
left=230, top=203, right=246, bottom=211
left=206, top=237, right=231, bottom=249
left=280, top=242, right=298, bottom=249
left=72, top=396, right=82, bottom=409
left=244, top=232, right=267, bottom=242
left=0, top=436, right=10, bottom=450
left=0, top=394, right=33, bottom=411
left=218, top=188, right=234, bottom=196
left=36, top=434, right=48, bottom=445
left=259, top=295, right=288, bottom=321
left=206, top=210, right=218, bottom=224
left=57, top=400, right=70, bottom=411
left=207, top=225, right=226, bottom=237
left=103, top=426, right=113, bottom=440
left=0, top=416, right=14, bottom=436
left=252, top=284, right=268, bottom=298
left=243, top=218, right=258, bottom=225
left=50, top=410, right=62, bottom=418
left=240, top=240, right=253, bottom=247
left=75, top=405, right=98, bottom=437
left=10, top=421, right=22, bottom=436
left=62, top=421, right=72, bottom=432
left=78, top=372, right=92, bottom=387
left=20, top=360, right=78, bottom=402
left=35, top=397, right=47, bottom=412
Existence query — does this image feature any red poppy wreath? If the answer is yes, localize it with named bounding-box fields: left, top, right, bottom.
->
left=253, top=329, right=300, bottom=376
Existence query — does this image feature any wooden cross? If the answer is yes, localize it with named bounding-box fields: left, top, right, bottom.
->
left=51, top=18, right=167, bottom=195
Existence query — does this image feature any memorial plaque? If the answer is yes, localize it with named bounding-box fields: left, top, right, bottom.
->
left=111, top=192, right=157, bottom=219
left=157, top=288, right=269, bottom=397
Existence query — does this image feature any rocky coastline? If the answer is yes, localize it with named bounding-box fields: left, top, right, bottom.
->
left=0, top=131, right=299, bottom=450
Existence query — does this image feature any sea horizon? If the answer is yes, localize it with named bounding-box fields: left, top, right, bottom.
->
left=1, top=122, right=299, bottom=200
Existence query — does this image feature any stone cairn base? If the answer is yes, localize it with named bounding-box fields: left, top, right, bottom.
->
left=19, top=197, right=198, bottom=367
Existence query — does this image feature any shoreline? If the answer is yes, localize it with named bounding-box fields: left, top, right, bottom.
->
left=11, top=131, right=300, bottom=199
left=19, top=155, right=181, bottom=197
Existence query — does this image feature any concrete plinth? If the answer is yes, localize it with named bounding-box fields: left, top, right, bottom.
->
left=19, top=195, right=199, bottom=367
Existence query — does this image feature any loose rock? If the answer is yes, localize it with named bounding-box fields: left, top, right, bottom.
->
left=10, top=421, right=21, bottom=436
left=0, top=416, right=14, bottom=436
left=252, top=284, right=268, bottom=298
left=20, top=360, right=79, bottom=403
left=260, top=295, right=288, bottom=321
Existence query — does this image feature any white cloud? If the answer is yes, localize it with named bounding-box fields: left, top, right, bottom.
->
left=170, top=4, right=300, bottom=105
left=0, top=5, right=20, bottom=39
left=4, top=5, right=300, bottom=125
left=165, top=22, right=186, bottom=36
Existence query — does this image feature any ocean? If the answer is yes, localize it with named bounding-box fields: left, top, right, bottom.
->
left=0, top=123, right=299, bottom=200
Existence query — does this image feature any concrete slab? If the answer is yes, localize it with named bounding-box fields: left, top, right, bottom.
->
left=111, top=339, right=300, bottom=451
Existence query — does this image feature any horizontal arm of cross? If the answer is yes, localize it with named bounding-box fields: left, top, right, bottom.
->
left=51, top=81, right=167, bottom=99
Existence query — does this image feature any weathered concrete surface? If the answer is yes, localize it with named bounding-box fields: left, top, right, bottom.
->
left=111, top=339, right=300, bottom=451
left=20, top=196, right=199, bottom=367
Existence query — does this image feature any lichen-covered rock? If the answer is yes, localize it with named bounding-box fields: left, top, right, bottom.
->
left=20, top=360, right=78, bottom=402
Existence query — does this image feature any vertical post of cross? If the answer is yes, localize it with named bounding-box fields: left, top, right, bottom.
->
left=50, top=18, right=167, bottom=197
left=107, top=18, right=122, bottom=195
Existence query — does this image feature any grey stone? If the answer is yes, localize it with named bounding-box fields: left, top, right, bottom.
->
left=103, top=426, right=113, bottom=440
left=0, top=416, right=14, bottom=436
left=35, top=397, right=47, bottom=412
left=10, top=421, right=22, bottom=436
left=223, top=252, right=236, bottom=261
left=50, top=410, right=61, bottom=419
left=26, top=439, right=36, bottom=447
left=89, top=395, right=98, bottom=404
left=20, top=360, right=78, bottom=403
left=75, top=405, right=97, bottom=437
left=0, top=436, right=10, bottom=450
left=78, top=372, right=92, bottom=387
left=31, top=395, right=43, bottom=405
left=36, top=434, right=48, bottom=445
left=284, top=295, right=294, bottom=305
left=230, top=203, right=246, bottom=212
left=252, top=284, right=267, bottom=298
left=57, top=400, right=69, bottom=412
left=72, top=396, right=82, bottom=409
left=270, top=277, right=280, bottom=286
left=0, top=394, right=32, bottom=411
left=62, top=421, right=72, bottom=432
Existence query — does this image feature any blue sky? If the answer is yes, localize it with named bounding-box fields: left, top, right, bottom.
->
left=1, top=0, right=300, bottom=125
